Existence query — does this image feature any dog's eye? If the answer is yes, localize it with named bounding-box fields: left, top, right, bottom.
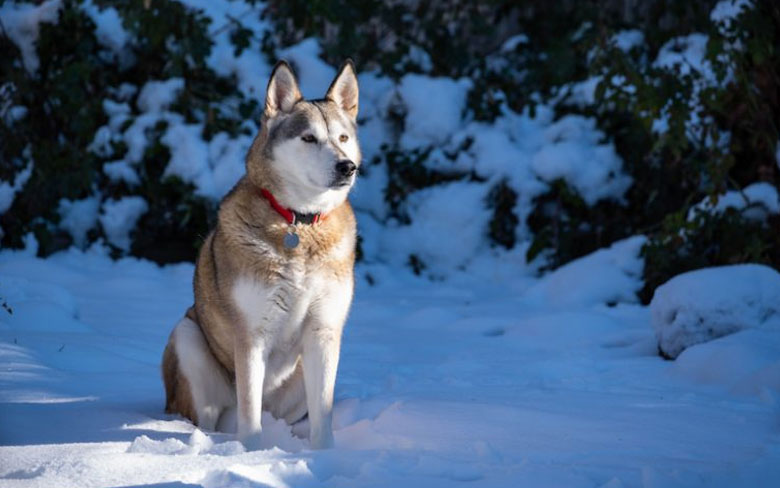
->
left=301, top=134, right=316, bottom=143
left=339, top=134, right=349, bottom=143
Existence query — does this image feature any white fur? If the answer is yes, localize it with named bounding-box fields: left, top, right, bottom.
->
left=265, top=63, right=360, bottom=216
left=172, top=317, right=235, bottom=431
left=231, top=277, right=273, bottom=447
left=231, top=276, right=274, bottom=331
left=230, top=270, right=352, bottom=449
left=331, top=233, right=355, bottom=262
left=302, top=274, right=353, bottom=449
left=272, top=138, right=351, bottom=214
left=271, top=133, right=355, bottom=215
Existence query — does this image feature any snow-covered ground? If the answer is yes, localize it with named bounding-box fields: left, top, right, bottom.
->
left=2, top=243, right=780, bottom=488
left=1, top=1, right=779, bottom=486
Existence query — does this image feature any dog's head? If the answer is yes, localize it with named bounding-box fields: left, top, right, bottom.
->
left=248, top=60, right=361, bottom=215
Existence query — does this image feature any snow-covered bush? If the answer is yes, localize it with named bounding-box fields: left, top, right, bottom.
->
left=577, top=0, right=780, bottom=299
left=1, top=0, right=778, bottom=298
left=650, top=264, right=780, bottom=359
left=0, top=0, right=266, bottom=261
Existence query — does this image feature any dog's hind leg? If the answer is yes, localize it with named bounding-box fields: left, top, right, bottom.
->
left=264, top=359, right=308, bottom=425
left=162, top=311, right=235, bottom=431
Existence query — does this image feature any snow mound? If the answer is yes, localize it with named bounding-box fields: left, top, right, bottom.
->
left=127, top=429, right=245, bottom=456
left=398, top=74, right=472, bottom=149
left=0, top=276, right=88, bottom=333
left=99, top=196, right=149, bottom=251
left=531, top=115, right=632, bottom=205
left=673, top=328, right=780, bottom=396
left=58, top=196, right=100, bottom=248
left=201, top=459, right=315, bottom=488
left=522, top=236, right=646, bottom=308
left=377, top=180, right=492, bottom=276
left=651, top=264, right=780, bottom=359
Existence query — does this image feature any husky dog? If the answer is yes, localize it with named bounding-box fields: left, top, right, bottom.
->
left=161, top=60, right=360, bottom=449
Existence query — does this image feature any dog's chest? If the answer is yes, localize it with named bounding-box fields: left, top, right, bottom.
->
left=231, top=263, right=326, bottom=345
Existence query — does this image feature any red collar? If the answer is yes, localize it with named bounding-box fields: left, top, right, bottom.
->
left=259, top=188, right=323, bottom=225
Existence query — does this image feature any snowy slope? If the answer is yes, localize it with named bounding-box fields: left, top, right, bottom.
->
left=2, top=245, right=780, bottom=487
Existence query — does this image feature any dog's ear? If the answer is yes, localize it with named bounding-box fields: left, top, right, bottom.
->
left=265, top=61, right=302, bottom=118
left=325, top=59, right=359, bottom=120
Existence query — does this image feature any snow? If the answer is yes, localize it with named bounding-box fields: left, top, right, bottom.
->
left=710, top=0, right=753, bottom=32
left=137, top=79, right=185, bottom=113
left=397, top=74, right=472, bottom=149
left=405, top=44, right=434, bottom=72
left=1, top=105, right=28, bottom=126
left=531, top=115, right=632, bottom=205
left=208, top=132, right=253, bottom=199
left=98, top=196, right=149, bottom=251
left=650, top=264, right=780, bottom=359
left=522, top=236, right=646, bottom=308
left=279, top=38, right=336, bottom=100
left=0, top=159, right=32, bottom=215
left=501, top=34, right=529, bottom=52
left=559, top=76, right=602, bottom=107
left=58, top=0, right=633, bottom=276
left=2, top=248, right=780, bottom=486
left=611, top=29, right=645, bottom=52
left=689, top=182, right=780, bottom=221
left=674, top=328, right=780, bottom=396
left=103, top=160, right=140, bottom=186
left=58, top=196, right=100, bottom=248
left=161, top=123, right=213, bottom=196
left=363, top=102, right=632, bottom=272
left=0, top=0, right=63, bottom=74
left=654, top=34, right=713, bottom=80
left=80, top=0, right=132, bottom=66
left=178, top=0, right=271, bottom=100
left=376, top=181, right=492, bottom=276
left=3, top=3, right=780, bottom=484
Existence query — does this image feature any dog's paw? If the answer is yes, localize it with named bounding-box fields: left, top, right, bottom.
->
left=309, top=430, right=334, bottom=450
left=238, top=431, right=264, bottom=451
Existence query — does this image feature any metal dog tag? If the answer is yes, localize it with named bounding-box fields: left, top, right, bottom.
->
left=283, top=231, right=299, bottom=249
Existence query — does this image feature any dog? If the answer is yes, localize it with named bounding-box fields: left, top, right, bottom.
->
left=161, top=60, right=360, bottom=450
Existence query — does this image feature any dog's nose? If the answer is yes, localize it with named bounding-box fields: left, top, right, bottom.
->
left=336, top=160, right=356, bottom=177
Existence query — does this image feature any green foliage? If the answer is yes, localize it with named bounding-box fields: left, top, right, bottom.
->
left=641, top=209, right=780, bottom=302
left=265, top=0, right=778, bottom=295
left=583, top=0, right=780, bottom=300
left=526, top=179, right=633, bottom=268
left=0, top=0, right=262, bottom=263
left=382, top=146, right=467, bottom=223
left=1, top=1, right=108, bottom=254
left=1, top=0, right=778, bottom=301
left=486, top=180, right=519, bottom=250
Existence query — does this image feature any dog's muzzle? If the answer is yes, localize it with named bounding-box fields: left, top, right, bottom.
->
left=332, top=160, right=357, bottom=187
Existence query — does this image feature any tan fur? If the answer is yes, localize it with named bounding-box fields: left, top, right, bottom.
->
left=162, top=333, right=197, bottom=424
left=161, top=61, right=359, bottom=448
left=191, top=176, right=356, bottom=375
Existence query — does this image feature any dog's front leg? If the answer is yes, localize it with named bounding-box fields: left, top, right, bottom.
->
left=302, top=323, right=342, bottom=449
left=235, top=331, right=266, bottom=449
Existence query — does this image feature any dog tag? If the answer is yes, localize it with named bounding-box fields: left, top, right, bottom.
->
left=283, top=231, right=299, bottom=249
